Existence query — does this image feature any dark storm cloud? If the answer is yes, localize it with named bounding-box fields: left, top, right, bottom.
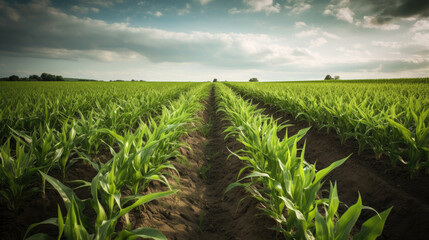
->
left=356, top=0, right=429, bottom=20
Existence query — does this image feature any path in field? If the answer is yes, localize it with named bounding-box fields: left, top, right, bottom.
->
left=246, top=98, right=429, bottom=240
left=134, top=86, right=281, bottom=240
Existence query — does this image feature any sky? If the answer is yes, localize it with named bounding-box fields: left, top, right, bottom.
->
left=0, top=0, right=429, bottom=81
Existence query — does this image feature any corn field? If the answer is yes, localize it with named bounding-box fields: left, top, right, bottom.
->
left=0, top=80, right=428, bottom=240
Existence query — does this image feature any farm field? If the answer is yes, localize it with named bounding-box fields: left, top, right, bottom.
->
left=0, top=80, right=428, bottom=240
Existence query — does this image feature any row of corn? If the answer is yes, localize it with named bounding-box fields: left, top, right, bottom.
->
left=225, top=81, right=429, bottom=175
left=0, top=82, right=195, bottom=144
left=0, top=82, right=196, bottom=211
left=1, top=82, right=210, bottom=239
left=216, top=83, right=391, bottom=240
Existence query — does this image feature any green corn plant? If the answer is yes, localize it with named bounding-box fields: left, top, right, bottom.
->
left=315, top=182, right=392, bottom=240
left=9, top=126, right=63, bottom=196
left=57, top=119, right=81, bottom=181
left=75, top=110, right=102, bottom=155
left=24, top=172, right=175, bottom=240
left=387, top=107, right=429, bottom=174
left=0, top=137, right=38, bottom=211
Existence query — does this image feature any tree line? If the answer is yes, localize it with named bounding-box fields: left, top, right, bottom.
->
left=0, top=73, right=64, bottom=81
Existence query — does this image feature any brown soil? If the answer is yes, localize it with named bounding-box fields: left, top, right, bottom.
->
left=244, top=97, right=429, bottom=240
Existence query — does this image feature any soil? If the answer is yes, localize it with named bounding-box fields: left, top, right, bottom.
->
left=245, top=97, right=429, bottom=240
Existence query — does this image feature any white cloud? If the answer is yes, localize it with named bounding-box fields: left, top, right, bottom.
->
left=295, top=21, right=307, bottom=28
left=410, top=20, right=429, bottom=32
left=360, top=16, right=400, bottom=30
left=71, top=5, right=99, bottom=14
left=336, top=7, right=354, bottom=24
left=20, top=47, right=139, bottom=62
left=197, top=0, right=212, bottom=5
left=178, top=3, right=191, bottom=15
left=322, top=31, right=340, bottom=40
left=372, top=41, right=404, bottom=49
left=286, top=0, right=311, bottom=15
left=147, top=11, right=162, bottom=17
left=296, top=28, right=339, bottom=40
left=353, top=43, right=362, bottom=49
left=412, top=32, right=429, bottom=49
left=295, top=29, right=318, bottom=38
left=324, top=0, right=356, bottom=24
left=229, top=8, right=241, bottom=14
left=309, top=37, right=327, bottom=48
left=229, top=0, right=280, bottom=15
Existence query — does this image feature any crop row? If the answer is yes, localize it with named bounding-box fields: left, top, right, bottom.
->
left=1, top=82, right=210, bottom=239
left=0, top=82, right=196, bottom=144
left=225, top=81, right=429, bottom=175
left=216, top=83, right=391, bottom=240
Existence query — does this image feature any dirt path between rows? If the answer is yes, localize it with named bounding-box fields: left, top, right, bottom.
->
left=131, top=86, right=281, bottom=240
left=243, top=96, right=429, bottom=240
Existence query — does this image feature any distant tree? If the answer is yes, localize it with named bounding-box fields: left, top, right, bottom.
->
left=324, top=74, right=333, bottom=80
left=213, top=78, right=218, bottom=82
left=40, top=73, right=63, bottom=81
left=249, top=77, right=259, bottom=82
left=29, top=74, right=42, bottom=81
left=8, top=75, right=20, bottom=81
left=41, top=73, right=49, bottom=81
left=334, top=75, right=340, bottom=80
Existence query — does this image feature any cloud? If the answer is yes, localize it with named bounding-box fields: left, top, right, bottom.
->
left=13, top=47, right=139, bottom=62
left=324, top=0, right=354, bottom=23
left=336, top=7, right=354, bottom=24
left=229, top=0, right=280, bottom=15
left=295, top=28, right=339, bottom=39
left=0, top=1, right=20, bottom=21
left=286, top=0, right=312, bottom=15
left=410, top=19, right=429, bottom=32
left=295, top=29, right=318, bottom=38
left=295, top=21, right=307, bottom=28
left=71, top=5, right=99, bottom=14
left=372, top=41, right=405, bottom=49
left=178, top=3, right=191, bottom=15
left=324, top=0, right=356, bottom=24
left=359, top=15, right=400, bottom=30
left=147, top=11, right=162, bottom=17
left=197, top=0, right=212, bottom=5
left=309, top=37, right=327, bottom=48
left=0, top=1, right=318, bottom=69
left=352, top=0, right=429, bottom=19
left=412, top=32, right=429, bottom=49
left=79, top=0, right=115, bottom=7
left=78, top=0, right=114, bottom=7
